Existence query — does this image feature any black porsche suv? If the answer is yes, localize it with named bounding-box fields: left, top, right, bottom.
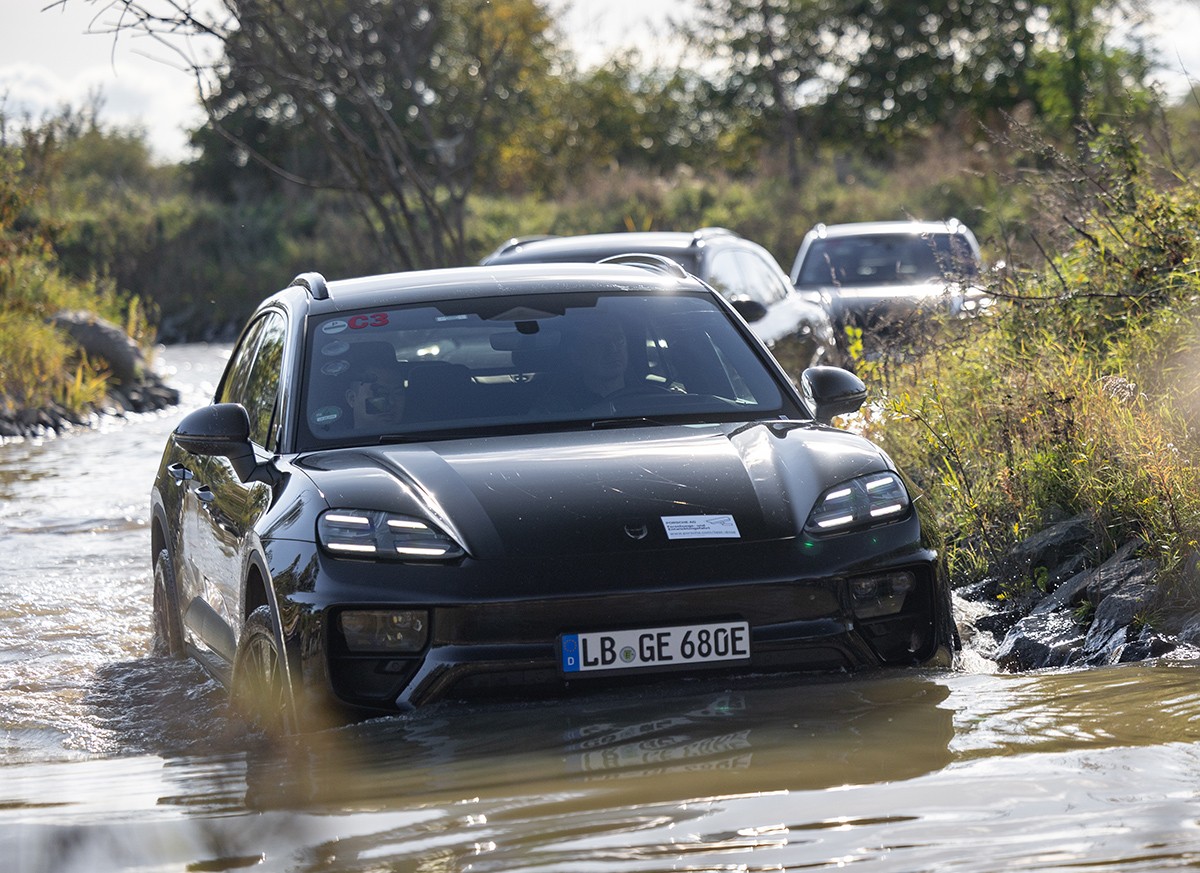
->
left=150, top=257, right=955, bottom=731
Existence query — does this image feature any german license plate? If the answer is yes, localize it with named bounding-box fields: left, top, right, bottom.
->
left=560, top=621, right=750, bottom=674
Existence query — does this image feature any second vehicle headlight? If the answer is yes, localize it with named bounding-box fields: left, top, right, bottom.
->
left=804, top=472, right=911, bottom=534
left=318, top=509, right=465, bottom=561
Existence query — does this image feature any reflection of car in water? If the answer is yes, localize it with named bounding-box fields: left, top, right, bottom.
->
left=790, top=219, right=989, bottom=331
left=239, top=675, right=955, bottom=811
left=149, top=258, right=957, bottom=733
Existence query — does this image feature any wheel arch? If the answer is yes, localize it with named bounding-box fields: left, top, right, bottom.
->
left=237, top=548, right=304, bottom=729
left=150, top=496, right=172, bottom=568
left=244, top=558, right=270, bottom=621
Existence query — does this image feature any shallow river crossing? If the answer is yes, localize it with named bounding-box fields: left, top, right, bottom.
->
left=2, top=343, right=1200, bottom=872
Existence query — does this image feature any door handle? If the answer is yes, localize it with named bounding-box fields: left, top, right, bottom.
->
left=168, top=462, right=194, bottom=483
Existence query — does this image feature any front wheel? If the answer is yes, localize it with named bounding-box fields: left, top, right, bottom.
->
left=151, top=549, right=185, bottom=658
left=232, top=605, right=297, bottom=736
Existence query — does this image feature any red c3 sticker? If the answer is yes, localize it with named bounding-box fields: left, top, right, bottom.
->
left=348, top=313, right=389, bottom=330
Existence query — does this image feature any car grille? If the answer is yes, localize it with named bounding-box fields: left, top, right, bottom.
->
left=433, top=582, right=841, bottom=645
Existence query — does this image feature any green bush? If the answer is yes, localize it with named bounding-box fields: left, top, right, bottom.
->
left=0, top=140, right=152, bottom=416
left=856, top=136, right=1200, bottom=626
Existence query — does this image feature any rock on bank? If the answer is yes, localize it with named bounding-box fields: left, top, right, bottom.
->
left=959, top=512, right=1200, bottom=669
left=0, top=311, right=179, bottom=438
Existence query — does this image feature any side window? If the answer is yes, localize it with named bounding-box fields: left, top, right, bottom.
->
left=219, top=312, right=286, bottom=448
left=705, top=251, right=746, bottom=300
left=738, top=250, right=790, bottom=304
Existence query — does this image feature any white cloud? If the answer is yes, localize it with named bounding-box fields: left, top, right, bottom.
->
left=0, top=0, right=205, bottom=162
left=0, top=58, right=202, bottom=160
left=544, top=0, right=691, bottom=69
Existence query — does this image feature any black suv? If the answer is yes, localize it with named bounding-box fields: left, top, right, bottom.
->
left=150, top=259, right=955, bottom=731
left=482, top=229, right=840, bottom=374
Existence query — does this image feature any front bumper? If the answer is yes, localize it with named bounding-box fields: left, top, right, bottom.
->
left=323, top=571, right=941, bottom=714
left=268, top=516, right=950, bottom=716
left=831, top=286, right=990, bottom=330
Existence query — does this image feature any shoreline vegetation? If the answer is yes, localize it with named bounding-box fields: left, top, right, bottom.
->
left=0, top=309, right=178, bottom=439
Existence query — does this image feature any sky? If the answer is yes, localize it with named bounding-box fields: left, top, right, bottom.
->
left=2, top=0, right=1198, bottom=165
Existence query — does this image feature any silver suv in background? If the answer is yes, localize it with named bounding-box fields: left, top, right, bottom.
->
left=790, top=220, right=988, bottom=331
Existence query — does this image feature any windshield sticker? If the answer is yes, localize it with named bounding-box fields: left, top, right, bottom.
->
left=321, top=340, right=350, bottom=357
left=312, top=406, right=343, bottom=425
left=662, top=515, right=741, bottom=540
left=348, top=313, right=389, bottom=329
left=322, top=319, right=348, bottom=334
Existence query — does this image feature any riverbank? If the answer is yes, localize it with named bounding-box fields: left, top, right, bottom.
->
left=957, top=512, right=1200, bottom=670
left=0, top=312, right=180, bottom=439
left=0, top=378, right=180, bottom=439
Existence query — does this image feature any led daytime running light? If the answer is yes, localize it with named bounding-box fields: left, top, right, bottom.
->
left=805, top=472, right=910, bottom=534
left=318, top=509, right=465, bottom=561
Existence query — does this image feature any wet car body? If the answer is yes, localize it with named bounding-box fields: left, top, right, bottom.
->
left=150, top=260, right=956, bottom=728
left=789, top=219, right=988, bottom=331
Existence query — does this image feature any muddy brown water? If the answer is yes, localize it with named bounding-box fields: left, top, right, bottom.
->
left=2, top=344, right=1199, bottom=872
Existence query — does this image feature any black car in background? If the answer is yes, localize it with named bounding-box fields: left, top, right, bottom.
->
left=482, top=228, right=841, bottom=373
left=790, top=219, right=988, bottom=331
left=150, top=258, right=956, bottom=731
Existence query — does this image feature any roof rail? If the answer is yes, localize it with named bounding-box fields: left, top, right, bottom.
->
left=290, top=271, right=329, bottom=300
left=691, top=227, right=736, bottom=245
left=598, top=252, right=689, bottom=279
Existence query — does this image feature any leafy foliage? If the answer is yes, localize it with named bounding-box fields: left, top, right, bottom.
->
left=180, top=0, right=561, bottom=268
left=856, top=132, right=1200, bottom=622
left=0, top=118, right=152, bottom=416
left=684, top=0, right=1156, bottom=167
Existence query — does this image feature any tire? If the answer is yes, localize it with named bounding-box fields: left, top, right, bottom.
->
left=232, top=605, right=297, bottom=736
left=151, top=548, right=185, bottom=658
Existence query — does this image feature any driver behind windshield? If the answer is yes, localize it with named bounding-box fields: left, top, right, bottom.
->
left=346, top=361, right=407, bottom=429
left=536, top=313, right=632, bottom=411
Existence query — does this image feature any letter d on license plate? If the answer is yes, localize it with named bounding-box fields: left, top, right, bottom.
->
left=560, top=621, right=750, bottom=674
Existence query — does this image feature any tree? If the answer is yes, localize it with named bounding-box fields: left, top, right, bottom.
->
left=65, top=0, right=560, bottom=269
left=829, top=0, right=1154, bottom=145
left=506, top=53, right=720, bottom=191
left=683, top=0, right=1158, bottom=167
left=684, top=0, right=842, bottom=187
left=1025, top=0, right=1156, bottom=149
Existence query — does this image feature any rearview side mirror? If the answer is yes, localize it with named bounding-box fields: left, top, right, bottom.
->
left=801, top=366, right=867, bottom=424
left=729, top=297, right=768, bottom=323
left=173, top=403, right=264, bottom=483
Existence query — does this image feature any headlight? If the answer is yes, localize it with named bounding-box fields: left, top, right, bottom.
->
left=318, top=509, right=465, bottom=561
left=804, top=472, right=911, bottom=534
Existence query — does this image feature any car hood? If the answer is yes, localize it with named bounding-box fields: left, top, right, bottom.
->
left=804, top=279, right=988, bottom=305
left=296, top=423, right=890, bottom=559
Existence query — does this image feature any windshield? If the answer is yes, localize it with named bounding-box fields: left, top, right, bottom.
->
left=797, top=233, right=979, bottom=287
left=299, top=291, right=798, bottom=448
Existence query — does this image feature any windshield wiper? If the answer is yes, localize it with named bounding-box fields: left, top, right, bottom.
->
left=376, top=429, right=483, bottom=444
left=589, top=416, right=672, bottom=429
